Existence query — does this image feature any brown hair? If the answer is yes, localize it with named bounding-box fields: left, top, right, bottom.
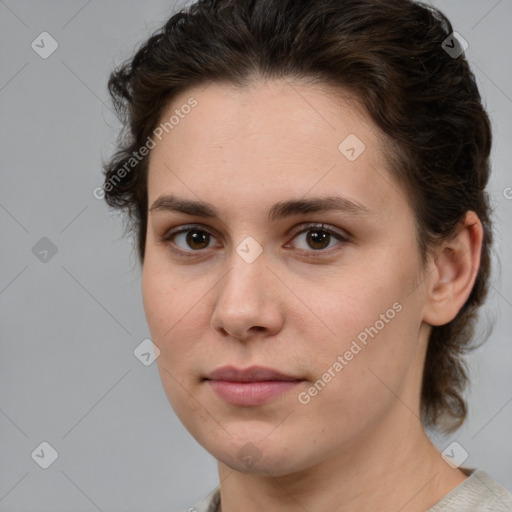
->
left=102, top=0, right=493, bottom=433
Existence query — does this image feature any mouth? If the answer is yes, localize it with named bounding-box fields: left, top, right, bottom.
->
left=203, top=365, right=305, bottom=406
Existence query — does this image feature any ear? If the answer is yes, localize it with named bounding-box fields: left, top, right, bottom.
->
left=422, top=211, right=484, bottom=326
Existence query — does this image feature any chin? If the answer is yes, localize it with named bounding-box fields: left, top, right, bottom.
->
left=217, top=450, right=301, bottom=476
left=202, top=433, right=315, bottom=477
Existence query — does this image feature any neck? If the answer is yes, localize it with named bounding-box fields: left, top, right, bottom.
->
left=217, top=408, right=467, bottom=512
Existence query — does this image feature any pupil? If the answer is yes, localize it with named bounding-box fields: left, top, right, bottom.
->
left=187, top=231, right=209, bottom=249
left=307, top=230, right=329, bottom=250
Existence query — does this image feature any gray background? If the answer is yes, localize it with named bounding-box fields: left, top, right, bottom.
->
left=1, top=0, right=511, bottom=510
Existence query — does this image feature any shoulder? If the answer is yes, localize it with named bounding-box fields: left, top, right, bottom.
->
left=185, top=486, right=220, bottom=512
left=182, top=470, right=512, bottom=512
left=428, top=468, right=512, bottom=512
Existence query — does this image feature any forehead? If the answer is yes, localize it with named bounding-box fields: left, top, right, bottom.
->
left=146, top=79, right=407, bottom=222
left=155, top=78, right=377, bottom=153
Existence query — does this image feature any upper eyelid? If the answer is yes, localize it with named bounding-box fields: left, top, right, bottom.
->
left=162, top=223, right=220, bottom=241
left=289, top=222, right=349, bottom=237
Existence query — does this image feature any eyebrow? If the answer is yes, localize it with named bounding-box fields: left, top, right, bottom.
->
left=149, top=194, right=374, bottom=221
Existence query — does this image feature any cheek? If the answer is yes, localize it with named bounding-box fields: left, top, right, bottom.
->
left=300, top=305, right=419, bottom=441
left=300, top=266, right=403, bottom=349
left=141, top=262, right=185, bottom=360
left=300, top=256, right=420, bottom=398
left=141, top=261, right=211, bottom=372
left=142, top=264, right=170, bottom=336
left=142, top=265, right=199, bottom=413
left=142, top=251, right=194, bottom=333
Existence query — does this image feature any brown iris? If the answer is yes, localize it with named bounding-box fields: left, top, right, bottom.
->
left=306, top=229, right=331, bottom=250
left=186, top=230, right=210, bottom=250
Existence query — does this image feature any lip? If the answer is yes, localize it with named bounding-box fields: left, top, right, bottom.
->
left=205, top=365, right=301, bottom=382
left=204, top=365, right=304, bottom=406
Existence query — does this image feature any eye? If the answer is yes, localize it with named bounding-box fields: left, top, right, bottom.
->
left=160, top=225, right=219, bottom=256
left=160, top=222, right=350, bottom=258
left=286, top=223, right=350, bottom=254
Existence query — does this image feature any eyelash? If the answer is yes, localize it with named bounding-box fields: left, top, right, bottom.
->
left=159, top=223, right=351, bottom=259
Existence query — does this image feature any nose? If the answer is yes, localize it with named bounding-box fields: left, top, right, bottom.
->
left=210, top=249, right=285, bottom=342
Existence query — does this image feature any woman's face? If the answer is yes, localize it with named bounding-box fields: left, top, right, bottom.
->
left=142, top=79, right=431, bottom=476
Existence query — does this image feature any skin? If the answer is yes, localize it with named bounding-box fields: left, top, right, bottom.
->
left=141, top=78, right=483, bottom=512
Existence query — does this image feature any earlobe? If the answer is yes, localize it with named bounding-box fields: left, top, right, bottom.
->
left=423, top=211, right=483, bottom=326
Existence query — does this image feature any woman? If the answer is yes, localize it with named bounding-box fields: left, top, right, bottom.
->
left=102, top=0, right=512, bottom=510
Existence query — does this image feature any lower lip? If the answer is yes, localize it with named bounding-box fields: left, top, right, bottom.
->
left=206, top=380, right=302, bottom=406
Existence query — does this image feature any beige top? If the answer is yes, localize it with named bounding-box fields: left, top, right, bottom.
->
left=188, top=468, right=512, bottom=512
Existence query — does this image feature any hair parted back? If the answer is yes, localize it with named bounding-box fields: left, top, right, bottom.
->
left=103, top=0, right=493, bottom=433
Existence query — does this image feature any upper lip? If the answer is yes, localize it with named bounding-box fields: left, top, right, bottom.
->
left=204, top=365, right=303, bottom=382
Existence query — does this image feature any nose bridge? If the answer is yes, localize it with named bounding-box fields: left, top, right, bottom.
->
left=211, top=244, right=282, bottom=338
left=220, top=247, right=268, bottom=311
